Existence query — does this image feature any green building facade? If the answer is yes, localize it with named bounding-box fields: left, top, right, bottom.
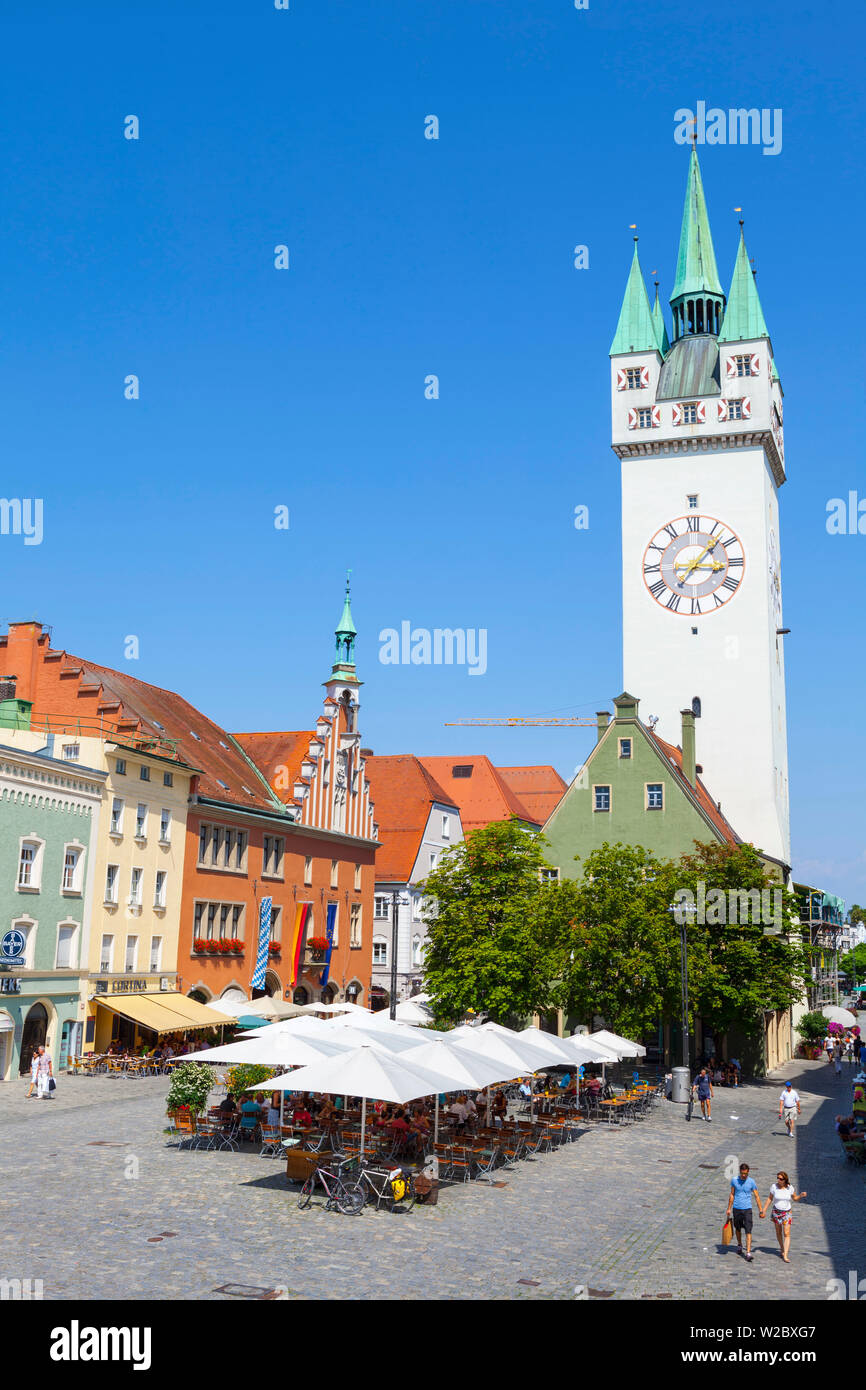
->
left=0, top=739, right=105, bottom=1081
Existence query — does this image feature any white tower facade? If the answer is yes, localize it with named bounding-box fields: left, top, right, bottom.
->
left=610, top=150, right=790, bottom=868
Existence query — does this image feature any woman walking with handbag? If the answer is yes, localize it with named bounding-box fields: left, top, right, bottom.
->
left=25, top=1048, right=40, bottom=1098
left=760, top=1170, right=806, bottom=1263
left=35, top=1045, right=54, bottom=1099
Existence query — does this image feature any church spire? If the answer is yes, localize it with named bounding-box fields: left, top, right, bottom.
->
left=718, top=226, right=770, bottom=344
left=652, top=281, right=670, bottom=355
left=333, top=571, right=357, bottom=672
left=610, top=239, right=659, bottom=356
left=669, top=148, right=725, bottom=340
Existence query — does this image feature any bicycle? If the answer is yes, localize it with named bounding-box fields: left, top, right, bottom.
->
left=297, top=1158, right=365, bottom=1214
left=351, top=1157, right=417, bottom=1212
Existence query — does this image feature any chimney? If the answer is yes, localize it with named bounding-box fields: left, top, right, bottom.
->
left=3, top=622, right=43, bottom=703
left=596, top=711, right=611, bottom=744
left=680, top=708, right=696, bottom=786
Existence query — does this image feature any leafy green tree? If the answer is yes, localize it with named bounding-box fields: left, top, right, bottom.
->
left=674, top=842, right=808, bottom=1034
left=422, top=818, right=560, bottom=1025
left=839, top=942, right=866, bottom=981
left=796, top=1010, right=829, bottom=1044
left=225, top=1064, right=276, bottom=1099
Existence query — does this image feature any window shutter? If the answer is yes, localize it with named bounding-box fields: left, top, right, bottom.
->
left=717, top=399, right=728, bottom=422
left=627, top=407, right=637, bottom=429
left=741, top=396, right=751, bottom=419
left=725, top=356, right=737, bottom=379
left=616, top=368, right=627, bottom=391
left=671, top=403, right=683, bottom=426
left=651, top=405, right=660, bottom=427
left=749, top=353, right=760, bottom=376
left=696, top=401, right=706, bottom=424
left=640, top=366, right=650, bottom=388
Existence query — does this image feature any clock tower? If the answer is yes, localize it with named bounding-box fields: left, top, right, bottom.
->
left=610, top=148, right=790, bottom=869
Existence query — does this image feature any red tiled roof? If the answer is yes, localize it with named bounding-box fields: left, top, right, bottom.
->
left=233, top=731, right=315, bottom=804
left=58, top=656, right=282, bottom=812
left=649, top=731, right=740, bottom=845
left=417, top=756, right=541, bottom=833
left=365, top=755, right=459, bottom=881
left=497, top=765, right=567, bottom=824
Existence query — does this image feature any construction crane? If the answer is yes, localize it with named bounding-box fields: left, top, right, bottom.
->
left=444, top=717, right=597, bottom=727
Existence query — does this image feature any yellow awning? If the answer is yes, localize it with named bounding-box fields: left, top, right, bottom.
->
left=94, top=991, right=233, bottom=1035
left=94, top=994, right=195, bottom=1035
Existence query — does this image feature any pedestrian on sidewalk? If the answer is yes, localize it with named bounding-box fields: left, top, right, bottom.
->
left=35, top=1045, right=53, bottom=1099
left=760, top=1170, right=806, bottom=1263
left=725, top=1163, right=765, bottom=1262
left=694, top=1066, right=714, bottom=1122
left=25, top=1048, right=40, bottom=1098
left=834, top=1042, right=843, bottom=1077
left=778, top=1081, right=801, bottom=1137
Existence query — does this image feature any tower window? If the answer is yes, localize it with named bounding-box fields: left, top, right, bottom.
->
left=681, top=402, right=698, bottom=424
left=635, top=408, right=653, bottom=429
left=727, top=398, right=744, bottom=420
left=624, top=367, right=643, bottom=389
left=734, top=355, right=753, bottom=377
left=687, top=494, right=699, bottom=509
left=691, top=697, right=702, bottom=718
left=691, top=627, right=698, bottom=636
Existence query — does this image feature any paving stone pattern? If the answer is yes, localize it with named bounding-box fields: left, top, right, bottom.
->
left=1, top=1054, right=863, bottom=1300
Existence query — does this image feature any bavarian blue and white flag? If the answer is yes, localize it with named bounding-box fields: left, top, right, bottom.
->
left=319, top=903, right=338, bottom=988
left=251, top=896, right=273, bottom=991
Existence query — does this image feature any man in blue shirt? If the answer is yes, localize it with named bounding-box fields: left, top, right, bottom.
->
left=694, top=1067, right=714, bottom=1122
left=725, top=1163, right=765, bottom=1261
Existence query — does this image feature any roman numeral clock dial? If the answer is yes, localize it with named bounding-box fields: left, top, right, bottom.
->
left=642, top=516, right=745, bottom=616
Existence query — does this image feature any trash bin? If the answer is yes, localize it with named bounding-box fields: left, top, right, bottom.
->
left=671, top=1066, right=691, bottom=1103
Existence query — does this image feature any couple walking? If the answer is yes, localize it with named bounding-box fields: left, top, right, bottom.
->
left=725, top=1163, right=807, bottom=1264
left=26, top=1045, right=54, bottom=1099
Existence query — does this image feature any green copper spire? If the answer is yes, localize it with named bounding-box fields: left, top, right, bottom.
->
left=652, top=282, right=670, bottom=355
left=717, top=228, right=770, bottom=343
left=610, top=240, right=659, bottom=356
left=334, top=570, right=356, bottom=668
left=669, top=148, right=725, bottom=340
left=671, top=148, right=723, bottom=299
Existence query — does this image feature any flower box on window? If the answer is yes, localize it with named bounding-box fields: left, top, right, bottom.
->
left=205, top=940, right=221, bottom=954
left=229, top=938, right=244, bottom=954
left=268, top=942, right=281, bottom=956
left=193, top=938, right=207, bottom=954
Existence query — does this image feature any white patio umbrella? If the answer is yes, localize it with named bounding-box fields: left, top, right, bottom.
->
left=242, top=1016, right=425, bottom=1054
left=821, top=1005, right=858, bottom=1027
left=407, top=1038, right=520, bottom=1140
left=517, top=1027, right=582, bottom=1064
left=253, top=1041, right=462, bottom=1158
left=312, top=1001, right=372, bottom=1014
left=188, top=1030, right=356, bottom=1127
left=589, top=1029, right=646, bottom=1058
left=394, top=998, right=436, bottom=1025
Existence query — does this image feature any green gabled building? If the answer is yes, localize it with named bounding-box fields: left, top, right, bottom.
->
left=542, top=692, right=786, bottom=882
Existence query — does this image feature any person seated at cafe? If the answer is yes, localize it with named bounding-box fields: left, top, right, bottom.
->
left=492, top=1090, right=508, bottom=1124
left=410, top=1106, right=430, bottom=1135
left=218, top=1093, right=237, bottom=1116
left=292, top=1099, right=314, bottom=1127
left=318, top=1098, right=339, bottom=1131
left=239, top=1095, right=264, bottom=1133
left=447, top=1095, right=476, bottom=1131
left=585, top=1074, right=602, bottom=1098
left=518, top=1078, right=532, bottom=1102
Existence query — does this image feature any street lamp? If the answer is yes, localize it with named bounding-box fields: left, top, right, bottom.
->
left=390, top=889, right=399, bottom=1021
left=669, top=900, right=697, bottom=1071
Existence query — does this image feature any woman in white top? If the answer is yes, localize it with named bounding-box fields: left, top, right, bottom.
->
left=26, top=1049, right=39, bottom=1098
left=760, top=1170, right=806, bottom=1263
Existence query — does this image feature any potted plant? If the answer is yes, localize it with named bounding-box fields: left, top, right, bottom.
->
left=308, top=935, right=329, bottom=962
left=217, top=939, right=233, bottom=954
left=268, top=941, right=281, bottom=957
left=193, top=937, right=207, bottom=954
left=205, top=940, right=220, bottom=954
left=230, top=938, right=244, bottom=954
left=166, top=1061, right=215, bottom=1120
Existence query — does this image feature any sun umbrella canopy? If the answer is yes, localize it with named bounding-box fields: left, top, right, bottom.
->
left=252, top=1041, right=460, bottom=1104
left=822, top=1005, right=858, bottom=1026
left=187, top=1032, right=354, bottom=1067
left=555, top=1034, right=622, bottom=1064
left=241, top=1016, right=424, bottom=1054
left=406, top=1039, right=519, bottom=1091
left=517, top=1027, right=583, bottom=1065
left=447, top=1024, right=555, bottom=1074
left=589, top=1029, right=646, bottom=1058
left=394, top=998, right=436, bottom=1025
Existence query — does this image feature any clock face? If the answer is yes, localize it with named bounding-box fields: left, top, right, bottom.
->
left=768, top=528, right=782, bottom=623
left=643, top=515, right=746, bottom=615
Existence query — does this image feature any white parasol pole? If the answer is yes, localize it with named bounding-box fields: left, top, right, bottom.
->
left=360, top=1094, right=366, bottom=1160
left=434, top=1093, right=439, bottom=1144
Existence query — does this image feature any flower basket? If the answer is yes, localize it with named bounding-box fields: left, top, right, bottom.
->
left=217, top=940, right=233, bottom=954
left=268, top=942, right=281, bottom=956
left=229, top=938, right=244, bottom=954
left=205, top=941, right=220, bottom=954
left=193, top=938, right=207, bottom=954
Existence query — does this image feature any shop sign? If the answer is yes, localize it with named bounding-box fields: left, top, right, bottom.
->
left=0, top=929, right=26, bottom=968
left=0, top=976, right=21, bottom=994
left=110, top=978, right=150, bottom=994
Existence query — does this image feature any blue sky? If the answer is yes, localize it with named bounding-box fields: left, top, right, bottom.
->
left=2, top=0, right=864, bottom=904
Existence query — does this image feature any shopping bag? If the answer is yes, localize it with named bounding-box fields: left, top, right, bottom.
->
left=48, top=1077, right=57, bottom=1093
left=721, top=1218, right=733, bottom=1247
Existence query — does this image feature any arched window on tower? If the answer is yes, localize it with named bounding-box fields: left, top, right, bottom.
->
left=691, top=696, right=702, bottom=718
left=696, top=299, right=704, bottom=333
left=687, top=300, right=695, bottom=334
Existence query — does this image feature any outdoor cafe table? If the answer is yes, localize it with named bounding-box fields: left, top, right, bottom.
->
left=600, top=1098, right=630, bottom=1124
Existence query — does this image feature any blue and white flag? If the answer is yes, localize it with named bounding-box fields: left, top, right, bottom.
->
left=251, top=896, right=273, bottom=991
left=319, top=903, right=338, bottom=988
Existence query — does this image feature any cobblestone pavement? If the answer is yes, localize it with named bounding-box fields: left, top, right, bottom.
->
left=1, top=1053, right=863, bottom=1301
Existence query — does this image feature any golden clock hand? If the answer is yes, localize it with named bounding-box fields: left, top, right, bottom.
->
left=680, top=535, right=720, bottom=579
